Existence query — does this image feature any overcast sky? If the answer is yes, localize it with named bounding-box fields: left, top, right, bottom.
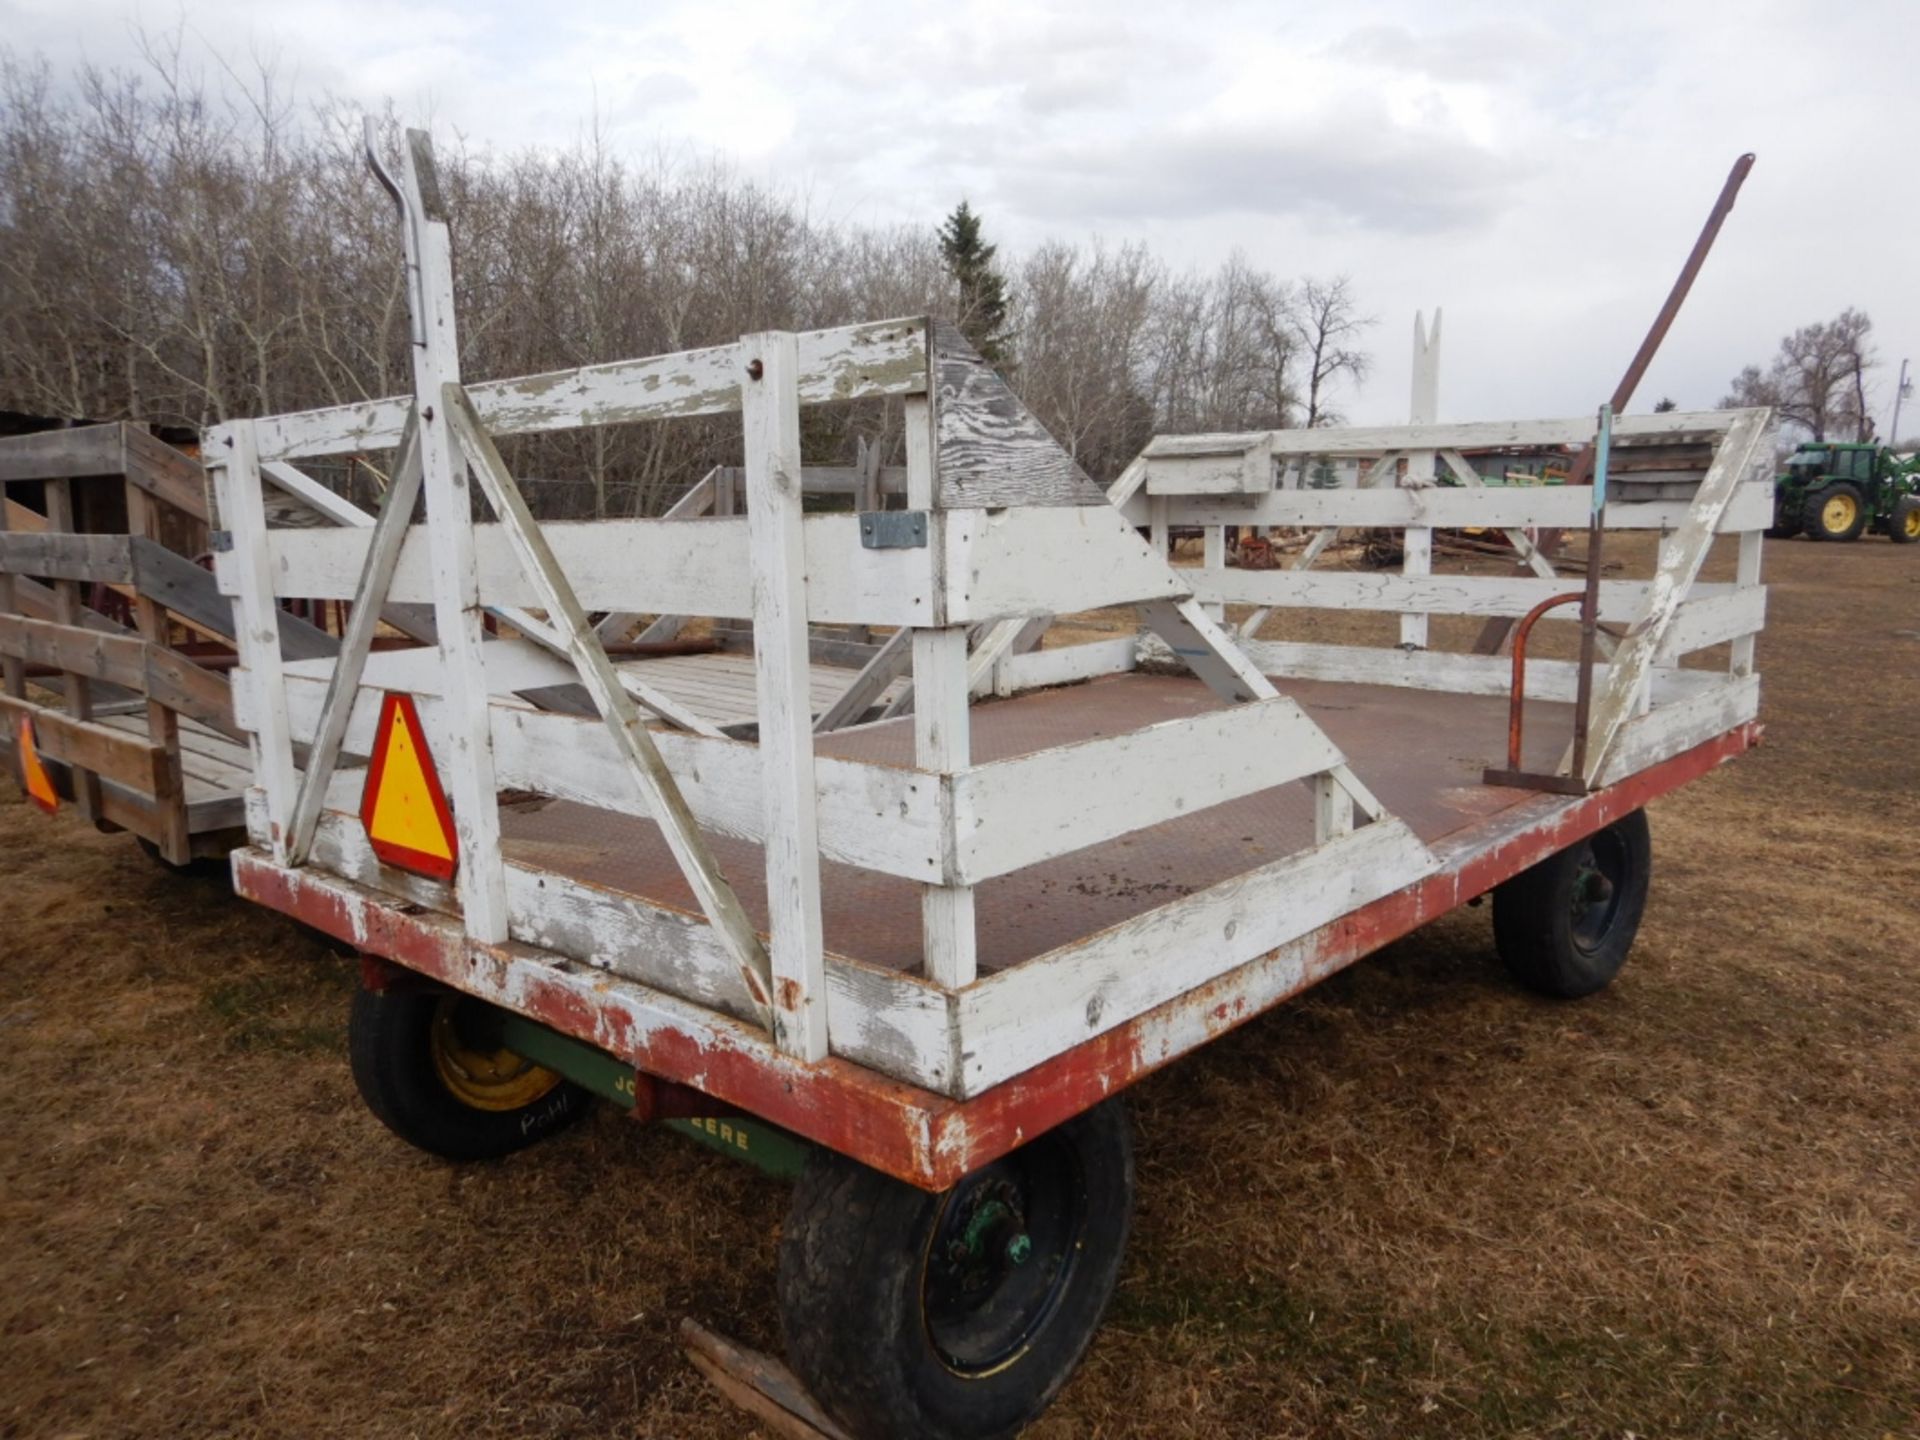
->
left=6, top=0, right=1915, bottom=427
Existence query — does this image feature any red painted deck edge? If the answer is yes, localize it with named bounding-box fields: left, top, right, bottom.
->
left=232, top=723, right=1759, bottom=1191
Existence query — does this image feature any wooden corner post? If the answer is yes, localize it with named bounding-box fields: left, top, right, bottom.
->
left=210, top=419, right=298, bottom=861
left=398, top=128, right=509, bottom=942
left=742, top=332, right=829, bottom=1060
left=906, top=392, right=978, bottom=989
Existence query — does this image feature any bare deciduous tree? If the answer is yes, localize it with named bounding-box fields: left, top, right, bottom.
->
left=0, top=37, right=1376, bottom=515
left=1292, top=276, right=1374, bottom=428
left=1721, top=308, right=1877, bottom=442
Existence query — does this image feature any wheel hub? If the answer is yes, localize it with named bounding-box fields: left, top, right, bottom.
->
left=1568, top=839, right=1627, bottom=954
left=430, top=997, right=565, bottom=1112
left=921, top=1142, right=1087, bottom=1376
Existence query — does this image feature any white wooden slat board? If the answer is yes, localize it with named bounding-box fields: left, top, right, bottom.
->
left=612, top=653, right=909, bottom=730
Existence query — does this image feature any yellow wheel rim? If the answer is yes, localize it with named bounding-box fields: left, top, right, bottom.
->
left=1905, top=508, right=1920, bottom=539
left=1821, top=494, right=1857, bottom=532
left=430, top=998, right=563, bottom=1111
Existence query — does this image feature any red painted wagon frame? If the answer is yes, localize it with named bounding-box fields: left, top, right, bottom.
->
left=232, top=721, right=1757, bottom=1192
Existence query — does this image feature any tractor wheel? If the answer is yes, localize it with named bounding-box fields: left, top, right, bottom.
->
left=1493, top=809, right=1651, bottom=999
left=348, top=985, right=588, bottom=1161
left=1804, top=482, right=1868, bottom=542
left=779, top=1100, right=1134, bottom=1440
left=1890, top=495, right=1920, bottom=545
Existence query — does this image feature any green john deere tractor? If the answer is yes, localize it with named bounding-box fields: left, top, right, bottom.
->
left=1770, top=442, right=1920, bottom=544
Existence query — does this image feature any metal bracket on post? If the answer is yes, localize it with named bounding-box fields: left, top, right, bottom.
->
left=859, top=511, right=928, bottom=550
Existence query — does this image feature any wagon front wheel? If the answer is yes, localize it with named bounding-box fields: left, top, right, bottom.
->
left=1493, top=809, right=1651, bottom=999
left=778, top=1099, right=1133, bottom=1440
left=348, top=984, right=589, bottom=1161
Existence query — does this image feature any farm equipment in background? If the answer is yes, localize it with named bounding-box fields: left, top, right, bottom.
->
left=1769, top=441, right=1920, bottom=543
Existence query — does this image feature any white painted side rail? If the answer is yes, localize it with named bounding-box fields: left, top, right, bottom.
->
left=218, top=514, right=940, bottom=627
left=254, top=317, right=931, bottom=462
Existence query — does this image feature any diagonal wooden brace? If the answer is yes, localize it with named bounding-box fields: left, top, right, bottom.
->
left=441, top=381, right=776, bottom=1026
left=284, top=412, right=423, bottom=866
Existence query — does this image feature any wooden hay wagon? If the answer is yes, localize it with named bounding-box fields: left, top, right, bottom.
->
left=216, top=130, right=1773, bottom=1440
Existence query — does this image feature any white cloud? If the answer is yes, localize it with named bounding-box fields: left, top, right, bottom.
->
left=2, top=0, right=1916, bottom=425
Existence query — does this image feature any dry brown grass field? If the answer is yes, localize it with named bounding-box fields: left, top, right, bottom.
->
left=2, top=534, right=1916, bottom=1439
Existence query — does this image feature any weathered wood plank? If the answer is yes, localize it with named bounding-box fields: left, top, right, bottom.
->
left=943, top=505, right=1186, bottom=622
left=743, top=331, right=830, bottom=1060
left=0, top=532, right=134, bottom=584
left=931, top=319, right=1107, bottom=509
left=952, top=818, right=1436, bottom=1097
left=446, top=378, right=776, bottom=1019
left=0, top=614, right=146, bottom=689
left=0, top=691, right=167, bottom=794
left=228, top=515, right=938, bottom=628
left=1595, top=675, right=1760, bottom=787
left=1255, top=409, right=1744, bottom=457
left=134, top=536, right=338, bottom=660
left=1194, top=568, right=1730, bottom=622
left=994, top=636, right=1136, bottom=695
left=1582, top=410, right=1773, bottom=782
left=0, top=424, right=128, bottom=483
left=122, top=425, right=211, bottom=524
left=951, top=697, right=1344, bottom=883
left=265, top=792, right=957, bottom=1091
left=255, top=318, right=932, bottom=462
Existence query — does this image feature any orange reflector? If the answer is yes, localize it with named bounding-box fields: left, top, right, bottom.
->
left=17, top=714, right=58, bottom=815
left=360, top=692, right=457, bottom=880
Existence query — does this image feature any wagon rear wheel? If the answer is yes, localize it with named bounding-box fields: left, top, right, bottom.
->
left=348, top=984, right=588, bottom=1161
left=778, top=1099, right=1133, bottom=1440
left=1492, top=809, right=1651, bottom=999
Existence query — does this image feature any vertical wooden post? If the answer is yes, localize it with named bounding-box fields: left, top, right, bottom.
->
left=1730, top=528, right=1762, bottom=679
left=0, top=483, right=23, bottom=707
left=211, top=420, right=298, bottom=861
left=126, top=476, right=190, bottom=863
left=1201, top=523, right=1226, bottom=621
left=904, top=394, right=977, bottom=989
left=916, top=625, right=976, bottom=988
left=405, top=133, right=509, bottom=943
left=847, top=437, right=881, bottom=644
left=1314, top=773, right=1355, bottom=844
left=742, top=331, right=828, bottom=1061
left=1400, top=309, right=1441, bottom=651
left=43, top=477, right=101, bottom=823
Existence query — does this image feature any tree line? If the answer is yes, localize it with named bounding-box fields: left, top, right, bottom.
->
left=0, top=44, right=1372, bottom=517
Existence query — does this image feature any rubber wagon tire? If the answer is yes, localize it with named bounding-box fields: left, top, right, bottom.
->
left=1890, top=494, right=1920, bottom=545
left=348, top=985, right=589, bottom=1161
left=1804, top=482, right=1867, bottom=542
left=1493, top=809, right=1652, bottom=999
left=778, top=1099, right=1134, bottom=1440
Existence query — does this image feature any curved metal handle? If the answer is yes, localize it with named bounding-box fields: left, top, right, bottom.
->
left=363, top=116, right=427, bottom=348
left=363, top=115, right=404, bottom=216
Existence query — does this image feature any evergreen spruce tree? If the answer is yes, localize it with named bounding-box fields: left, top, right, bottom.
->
left=938, top=201, right=1011, bottom=366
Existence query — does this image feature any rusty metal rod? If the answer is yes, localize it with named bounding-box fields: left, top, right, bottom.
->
left=1474, top=152, right=1756, bottom=657
left=1500, top=591, right=1586, bottom=772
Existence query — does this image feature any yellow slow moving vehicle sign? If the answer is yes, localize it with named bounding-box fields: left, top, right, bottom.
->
left=359, top=692, right=458, bottom=880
